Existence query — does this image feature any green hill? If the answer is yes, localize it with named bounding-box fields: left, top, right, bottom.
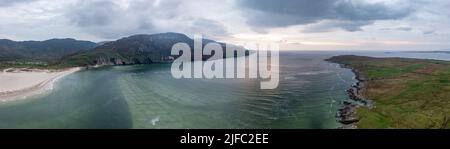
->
left=0, top=33, right=247, bottom=69
left=327, top=55, right=450, bottom=129
left=0, top=38, right=97, bottom=61
left=0, top=38, right=97, bottom=69
left=57, top=32, right=246, bottom=67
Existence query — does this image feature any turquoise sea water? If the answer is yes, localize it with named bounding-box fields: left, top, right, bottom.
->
left=0, top=51, right=368, bottom=128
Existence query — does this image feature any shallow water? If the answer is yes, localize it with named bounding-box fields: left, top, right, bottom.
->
left=0, top=51, right=359, bottom=128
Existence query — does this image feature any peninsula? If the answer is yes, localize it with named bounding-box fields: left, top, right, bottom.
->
left=327, top=55, right=450, bottom=129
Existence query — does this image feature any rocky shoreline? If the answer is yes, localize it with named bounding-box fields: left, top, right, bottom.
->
left=335, top=64, right=374, bottom=129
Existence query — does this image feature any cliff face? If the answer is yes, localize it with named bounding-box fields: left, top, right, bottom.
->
left=90, top=53, right=172, bottom=66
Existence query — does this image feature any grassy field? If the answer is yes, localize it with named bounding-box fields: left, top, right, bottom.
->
left=328, top=55, right=450, bottom=129
left=0, top=60, right=50, bottom=70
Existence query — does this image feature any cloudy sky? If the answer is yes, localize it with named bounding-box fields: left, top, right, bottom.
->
left=0, top=0, right=449, bottom=50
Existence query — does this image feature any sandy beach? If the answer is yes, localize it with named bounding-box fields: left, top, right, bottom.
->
left=0, top=67, right=81, bottom=102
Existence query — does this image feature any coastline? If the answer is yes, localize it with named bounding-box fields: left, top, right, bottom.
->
left=327, top=55, right=450, bottom=128
left=0, top=67, right=81, bottom=102
left=335, top=64, right=374, bottom=129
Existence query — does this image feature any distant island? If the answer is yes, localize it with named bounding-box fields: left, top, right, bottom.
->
left=327, top=55, right=450, bottom=129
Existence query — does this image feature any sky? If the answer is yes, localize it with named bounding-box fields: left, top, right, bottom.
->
left=0, top=0, right=449, bottom=51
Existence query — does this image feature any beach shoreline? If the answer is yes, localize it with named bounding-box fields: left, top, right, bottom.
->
left=0, top=67, right=81, bottom=102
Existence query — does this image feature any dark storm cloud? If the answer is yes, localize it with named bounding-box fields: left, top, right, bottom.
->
left=381, top=27, right=413, bottom=31
left=395, top=27, right=413, bottom=31
left=0, top=0, right=35, bottom=7
left=68, top=1, right=120, bottom=27
left=423, top=29, right=435, bottom=35
left=65, top=0, right=229, bottom=39
left=238, top=0, right=414, bottom=32
left=66, top=0, right=156, bottom=39
left=191, top=18, right=230, bottom=37
left=303, top=20, right=373, bottom=32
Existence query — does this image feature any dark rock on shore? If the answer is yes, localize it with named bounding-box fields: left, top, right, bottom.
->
left=328, top=61, right=374, bottom=129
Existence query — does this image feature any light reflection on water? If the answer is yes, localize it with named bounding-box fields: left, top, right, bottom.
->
left=1, top=51, right=399, bottom=129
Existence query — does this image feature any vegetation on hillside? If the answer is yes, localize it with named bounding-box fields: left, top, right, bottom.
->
left=0, top=38, right=97, bottom=69
left=328, top=55, right=450, bottom=129
left=0, top=38, right=97, bottom=60
left=57, top=32, right=245, bottom=68
left=0, top=32, right=247, bottom=69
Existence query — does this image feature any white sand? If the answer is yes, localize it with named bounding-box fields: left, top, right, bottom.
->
left=0, top=67, right=81, bottom=102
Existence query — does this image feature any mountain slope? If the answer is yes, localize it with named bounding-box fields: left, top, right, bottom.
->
left=58, top=32, right=245, bottom=67
left=0, top=38, right=97, bottom=61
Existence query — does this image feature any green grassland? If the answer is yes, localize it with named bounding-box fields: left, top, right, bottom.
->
left=328, top=55, right=450, bottom=129
left=0, top=60, right=50, bottom=70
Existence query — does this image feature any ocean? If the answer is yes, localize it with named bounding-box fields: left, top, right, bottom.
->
left=0, top=51, right=448, bottom=129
